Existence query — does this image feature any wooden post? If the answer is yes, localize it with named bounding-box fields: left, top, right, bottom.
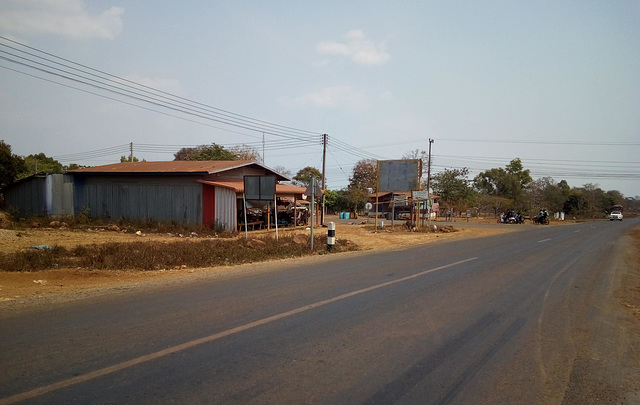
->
left=375, top=162, right=380, bottom=232
left=243, top=193, right=248, bottom=239
left=293, top=196, right=297, bottom=229
left=274, top=195, right=278, bottom=240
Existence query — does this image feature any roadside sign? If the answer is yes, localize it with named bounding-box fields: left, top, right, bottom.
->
left=393, top=195, right=408, bottom=203
left=244, top=175, right=276, bottom=200
left=378, top=160, right=421, bottom=192
left=305, top=181, right=323, bottom=198
left=412, top=190, right=428, bottom=200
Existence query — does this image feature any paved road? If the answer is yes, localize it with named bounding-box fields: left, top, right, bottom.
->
left=1, top=220, right=638, bottom=404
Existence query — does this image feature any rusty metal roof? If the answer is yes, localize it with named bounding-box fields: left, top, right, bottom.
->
left=198, top=180, right=308, bottom=196
left=68, top=160, right=285, bottom=176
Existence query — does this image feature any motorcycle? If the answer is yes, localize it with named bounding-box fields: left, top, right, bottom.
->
left=533, top=213, right=549, bottom=225
left=498, top=212, right=524, bottom=224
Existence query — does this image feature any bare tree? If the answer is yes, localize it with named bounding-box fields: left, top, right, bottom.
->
left=228, top=144, right=262, bottom=162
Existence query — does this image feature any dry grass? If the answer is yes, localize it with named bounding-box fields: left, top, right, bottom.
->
left=0, top=235, right=357, bottom=272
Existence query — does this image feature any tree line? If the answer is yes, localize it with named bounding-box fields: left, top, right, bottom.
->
left=324, top=156, right=636, bottom=218
left=2, top=140, right=636, bottom=217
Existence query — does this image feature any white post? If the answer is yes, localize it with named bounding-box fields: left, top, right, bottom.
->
left=327, top=221, right=335, bottom=251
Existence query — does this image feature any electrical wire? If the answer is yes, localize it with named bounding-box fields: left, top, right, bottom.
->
left=3, top=37, right=636, bottom=187
left=0, top=36, right=321, bottom=141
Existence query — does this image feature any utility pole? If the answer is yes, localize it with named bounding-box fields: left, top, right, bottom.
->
left=427, top=138, right=434, bottom=221
left=130, top=142, right=133, bottom=162
left=321, top=133, right=327, bottom=225
left=262, top=132, right=265, bottom=163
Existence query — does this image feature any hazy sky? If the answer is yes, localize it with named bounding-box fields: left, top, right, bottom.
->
left=1, top=1, right=638, bottom=197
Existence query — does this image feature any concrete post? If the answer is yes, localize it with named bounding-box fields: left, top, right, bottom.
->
left=327, top=222, right=335, bottom=251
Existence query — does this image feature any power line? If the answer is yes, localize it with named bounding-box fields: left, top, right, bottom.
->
left=0, top=36, right=321, bottom=142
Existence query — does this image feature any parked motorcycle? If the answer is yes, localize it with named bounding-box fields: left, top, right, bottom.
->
left=498, top=211, right=524, bottom=224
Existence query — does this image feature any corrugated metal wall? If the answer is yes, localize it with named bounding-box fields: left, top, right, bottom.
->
left=5, top=173, right=243, bottom=227
left=3, top=174, right=74, bottom=217
left=45, top=174, right=74, bottom=216
left=214, top=186, right=237, bottom=231
left=79, top=180, right=203, bottom=224
left=4, top=176, right=46, bottom=217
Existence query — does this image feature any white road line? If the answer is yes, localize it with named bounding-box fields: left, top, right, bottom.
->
left=538, top=238, right=552, bottom=243
left=0, top=257, right=478, bottom=405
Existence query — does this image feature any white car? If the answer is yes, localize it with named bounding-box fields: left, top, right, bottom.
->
left=609, top=211, right=623, bottom=221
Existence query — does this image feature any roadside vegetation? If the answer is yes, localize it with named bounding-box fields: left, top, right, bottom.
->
left=0, top=233, right=357, bottom=272
left=323, top=155, right=638, bottom=220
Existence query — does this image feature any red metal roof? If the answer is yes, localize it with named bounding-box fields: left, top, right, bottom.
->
left=69, top=160, right=256, bottom=174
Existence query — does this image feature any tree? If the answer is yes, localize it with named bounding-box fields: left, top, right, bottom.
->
left=64, top=163, right=84, bottom=171
left=174, top=143, right=237, bottom=161
left=605, top=190, right=625, bottom=209
left=476, top=194, right=513, bottom=218
left=474, top=158, right=532, bottom=209
left=324, top=189, right=339, bottom=212
left=346, top=186, right=369, bottom=213
left=349, top=159, right=377, bottom=191
left=228, top=144, right=262, bottom=162
left=272, top=165, right=293, bottom=182
left=526, top=177, right=570, bottom=213
left=580, top=183, right=605, bottom=217
left=293, top=166, right=322, bottom=187
left=431, top=167, right=475, bottom=212
left=120, top=155, right=139, bottom=162
left=0, top=140, right=25, bottom=189
left=21, top=153, right=63, bottom=178
left=325, top=189, right=351, bottom=212
left=505, top=158, right=532, bottom=187
left=563, top=191, right=587, bottom=216
left=543, top=179, right=570, bottom=213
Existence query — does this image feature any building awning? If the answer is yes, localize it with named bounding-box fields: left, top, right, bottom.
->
left=198, top=180, right=308, bottom=197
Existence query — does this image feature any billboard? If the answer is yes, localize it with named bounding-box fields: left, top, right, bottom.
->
left=244, top=175, right=276, bottom=200
left=378, top=159, right=421, bottom=192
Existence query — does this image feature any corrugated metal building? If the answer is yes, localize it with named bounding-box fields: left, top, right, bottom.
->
left=68, top=160, right=304, bottom=231
left=4, top=174, right=74, bottom=217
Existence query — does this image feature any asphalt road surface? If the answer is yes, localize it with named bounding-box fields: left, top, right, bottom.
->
left=1, top=220, right=639, bottom=404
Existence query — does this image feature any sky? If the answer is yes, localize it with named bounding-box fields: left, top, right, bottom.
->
left=1, top=1, right=638, bottom=197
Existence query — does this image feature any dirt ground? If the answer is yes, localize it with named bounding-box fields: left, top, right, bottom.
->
left=0, top=216, right=637, bottom=320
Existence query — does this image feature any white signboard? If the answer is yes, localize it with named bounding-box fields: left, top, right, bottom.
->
left=412, top=190, right=428, bottom=200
